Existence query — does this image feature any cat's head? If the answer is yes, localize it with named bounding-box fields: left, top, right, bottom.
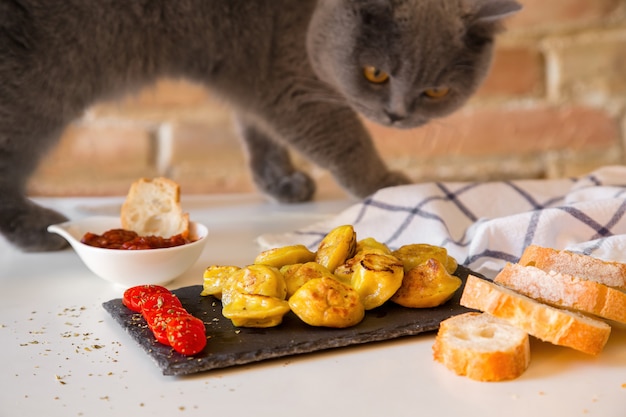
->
left=307, top=0, right=521, bottom=128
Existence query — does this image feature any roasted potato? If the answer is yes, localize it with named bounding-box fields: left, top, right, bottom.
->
left=335, top=238, right=392, bottom=283
left=315, top=225, right=357, bottom=272
left=333, top=255, right=359, bottom=283
left=254, top=244, right=316, bottom=268
left=281, top=261, right=338, bottom=298
left=355, top=237, right=391, bottom=256
left=201, top=265, right=241, bottom=299
left=202, top=228, right=464, bottom=329
left=392, top=243, right=458, bottom=274
left=288, top=277, right=364, bottom=328
left=222, top=292, right=290, bottom=328
left=220, top=264, right=289, bottom=328
left=228, top=264, right=287, bottom=299
left=349, top=252, right=404, bottom=310
left=390, top=258, right=462, bottom=308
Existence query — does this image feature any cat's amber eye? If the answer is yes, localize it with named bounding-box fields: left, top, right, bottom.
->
left=363, top=66, right=389, bottom=84
left=423, top=87, right=451, bottom=99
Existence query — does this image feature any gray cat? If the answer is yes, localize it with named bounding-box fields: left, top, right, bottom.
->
left=0, top=0, right=520, bottom=252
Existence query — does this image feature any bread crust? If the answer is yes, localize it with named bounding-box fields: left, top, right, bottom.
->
left=495, top=263, right=626, bottom=325
left=519, top=245, right=626, bottom=290
left=460, top=275, right=611, bottom=355
left=433, top=312, right=530, bottom=382
left=121, top=177, right=189, bottom=238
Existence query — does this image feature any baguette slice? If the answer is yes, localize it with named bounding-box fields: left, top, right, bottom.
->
left=495, top=263, right=626, bottom=325
left=519, top=245, right=626, bottom=290
left=460, top=275, right=611, bottom=355
left=121, top=177, right=189, bottom=238
left=433, top=312, right=530, bottom=382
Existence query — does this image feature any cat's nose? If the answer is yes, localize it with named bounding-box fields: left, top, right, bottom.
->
left=385, top=111, right=405, bottom=123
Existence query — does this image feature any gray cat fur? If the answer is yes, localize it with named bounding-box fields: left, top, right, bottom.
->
left=0, top=0, right=520, bottom=251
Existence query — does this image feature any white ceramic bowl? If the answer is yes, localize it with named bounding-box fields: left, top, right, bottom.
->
left=48, top=216, right=208, bottom=288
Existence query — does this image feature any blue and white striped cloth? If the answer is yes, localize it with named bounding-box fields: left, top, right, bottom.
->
left=258, top=166, right=626, bottom=278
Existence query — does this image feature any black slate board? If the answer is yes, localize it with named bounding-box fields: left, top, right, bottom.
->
left=103, top=265, right=479, bottom=376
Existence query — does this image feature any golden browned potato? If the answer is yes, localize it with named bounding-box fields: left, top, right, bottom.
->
left=228, top=264, right=287, bottom=299
left=254, top=244, right=316, bottom=268
left=315, top=225, right=357, bottom=272
left=355, top=237, right=391, bottom=256
left=335, top=238, right=392, bottom=283
left=349, top=252, right=404, bottom=310
left=391, top=258, right=462, bottom=308
left=281, top=261, right=337, bottom=298
left=202, top=230, right=462, bottom=329
left=279, top=263, right=303, bottom=287
left=201, top=265, right=241, bottom=299
left=333, top=256, right=358, bottom=283
left=392, top=243, right=458, bottom=274
left=288, top=277, right=365, bottom=328
left=222, top=292, right=290, bottom=328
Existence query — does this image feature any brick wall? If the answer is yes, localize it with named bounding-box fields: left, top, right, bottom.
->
left=28, top=0, right=626, bottom=198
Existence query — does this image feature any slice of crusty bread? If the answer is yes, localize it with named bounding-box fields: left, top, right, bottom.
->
left=495, top=263, right=626, bottom=325
left=433, top=312, right=530, bottom=382
left=519, top=245, right=626, bottom=291
left=460, top=275, right=611, bottom=355
left=121, top=177, right=189, bottom=238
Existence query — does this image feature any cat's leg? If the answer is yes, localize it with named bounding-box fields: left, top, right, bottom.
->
left=0, top=130, right=69, bottom=252
left=0, top=191, right=69, bottom=252
left=267, top=103, right=411, bottom=199
left=235, top=116, right=316, bottom=203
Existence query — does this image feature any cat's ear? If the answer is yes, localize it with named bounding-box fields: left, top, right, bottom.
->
left=464, top=0, right=522, bottom=23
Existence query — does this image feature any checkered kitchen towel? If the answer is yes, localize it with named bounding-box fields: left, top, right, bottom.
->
left=258, top=166, right=626, bottom=278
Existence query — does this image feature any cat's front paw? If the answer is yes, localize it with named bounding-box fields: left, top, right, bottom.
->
left=351, top=170, right=412, bottom=198
left=378, top=170, right=412, bottom=189
left=263, top=171, right=317, bottom=203
left=1, top=202, right=69, bottom=252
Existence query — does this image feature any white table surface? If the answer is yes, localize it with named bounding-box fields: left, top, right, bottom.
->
left=1, top=194, right=625, bottom=417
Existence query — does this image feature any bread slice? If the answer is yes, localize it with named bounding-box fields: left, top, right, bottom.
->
left=433, top=312, right=530, bottom=382
left=519, top=245, right=626, bottom=291
left=121, top=177, right=189, bottom=238
left=495, top=263, right=626, bottom=325
left=460, top=275, right=611, bottom=355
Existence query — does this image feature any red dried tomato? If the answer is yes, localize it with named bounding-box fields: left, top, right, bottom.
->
left=122, top=285, right=170, bottom=312
left=166, top=315, right=207, bottom=355
left=140, top=292, right=183, bottom=315
left=122, top=285, right=207, bottom=355
left=147, top=307, right=190, bottom=345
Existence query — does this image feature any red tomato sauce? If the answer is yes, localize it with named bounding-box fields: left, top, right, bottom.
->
left=81, top=229, right=189, bottom=250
